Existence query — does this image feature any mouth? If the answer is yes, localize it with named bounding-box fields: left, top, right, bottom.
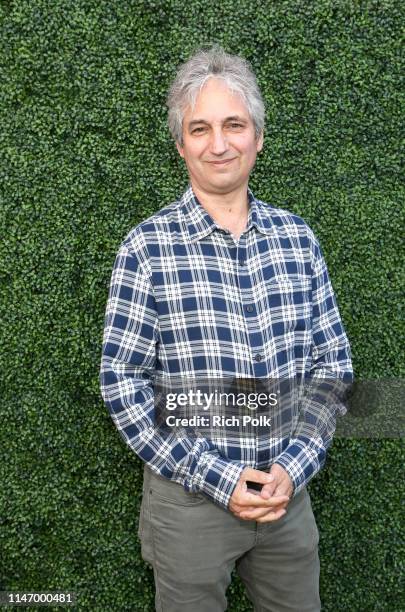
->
left=207, top=158, right=237, bottom=166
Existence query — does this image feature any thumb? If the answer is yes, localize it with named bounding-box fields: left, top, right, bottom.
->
left=242, top=468, right=274, bottom=485
left=260, top=480, right=277, bottom=499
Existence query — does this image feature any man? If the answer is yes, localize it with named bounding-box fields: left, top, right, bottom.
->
left=100, top=46, right=352, bottom=612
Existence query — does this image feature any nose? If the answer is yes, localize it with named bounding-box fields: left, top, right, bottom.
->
left=210, top=128, right=228, bottom=155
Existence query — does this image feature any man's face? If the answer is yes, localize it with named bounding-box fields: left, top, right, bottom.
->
left=176, top=78, right=263, bottom=196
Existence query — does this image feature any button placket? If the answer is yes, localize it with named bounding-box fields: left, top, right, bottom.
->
left=236, top=237, right=266, bottom=375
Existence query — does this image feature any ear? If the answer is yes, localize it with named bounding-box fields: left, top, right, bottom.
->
left=256, top=131, right=264, bottom=153
left=176, top=141, right=185, bottom=158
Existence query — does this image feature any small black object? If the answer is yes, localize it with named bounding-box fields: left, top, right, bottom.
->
left=246, top=480, right=263, bottom=492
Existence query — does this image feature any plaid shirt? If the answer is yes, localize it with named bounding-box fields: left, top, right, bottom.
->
left=100, top=185, right=352, bottom=509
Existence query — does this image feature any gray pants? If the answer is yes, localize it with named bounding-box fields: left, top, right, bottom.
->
left=138, top=465, right=321, bottom=612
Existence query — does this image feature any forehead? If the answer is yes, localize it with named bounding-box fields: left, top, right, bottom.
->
left=183, top=77, right=251, bottom=123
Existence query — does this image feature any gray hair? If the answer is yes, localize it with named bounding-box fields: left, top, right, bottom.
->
left=167, top=45, right=265, bottom=144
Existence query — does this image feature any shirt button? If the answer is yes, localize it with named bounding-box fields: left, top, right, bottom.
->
left=246, top=305, right=254, bottom=313
left=255, top=354, right=263, bottom=362
left=239, top=259, right=245, bottom=266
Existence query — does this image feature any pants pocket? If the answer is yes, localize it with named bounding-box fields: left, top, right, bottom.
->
left=138, top=481, right=154, bottom=564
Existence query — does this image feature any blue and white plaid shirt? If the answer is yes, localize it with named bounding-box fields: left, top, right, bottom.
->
left=100, top=185, right=353, bottom=509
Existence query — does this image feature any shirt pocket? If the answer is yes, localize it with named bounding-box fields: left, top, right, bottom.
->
left=266, top=274, right=312, bottom=332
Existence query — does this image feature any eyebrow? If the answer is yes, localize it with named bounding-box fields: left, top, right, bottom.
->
left=187, top=115, right=248, bottom=129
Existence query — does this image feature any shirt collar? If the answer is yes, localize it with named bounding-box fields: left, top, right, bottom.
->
left=180, top=185, right=274, bottom=243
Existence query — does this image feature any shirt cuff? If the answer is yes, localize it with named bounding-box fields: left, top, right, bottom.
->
left=187, top=455, right=246, bottom=510
left=273, top=438, right=325, bottom=497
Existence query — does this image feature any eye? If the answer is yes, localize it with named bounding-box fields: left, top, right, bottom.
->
left=228, top=122, right=244, bottom=130
left=191, top=126, right=206, bottom=134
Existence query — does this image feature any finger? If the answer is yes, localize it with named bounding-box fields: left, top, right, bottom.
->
left=260, top=483, right=276, bottom=499
left=256, top=508, right=287, bottom=523
left=237, top=492, right=289, bottom=509
left=234, top=508, right=258, bottom=520
left=239, top=501, right=289, bottom=520
left=273, top=484, right=292, bottom=499
left=231, top=505, right=257, bottom=515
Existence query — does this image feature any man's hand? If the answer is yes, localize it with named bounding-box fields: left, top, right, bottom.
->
left=229, top=467, right=290, bottom=522
left=241, top=463, right=294, bottom=523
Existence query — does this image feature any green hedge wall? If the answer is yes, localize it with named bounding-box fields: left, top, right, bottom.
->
left=1, top=1, right=403, bottom=610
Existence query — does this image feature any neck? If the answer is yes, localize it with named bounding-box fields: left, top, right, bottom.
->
left=190, top=182, right=249, bottom=236
left=191, top=182, right=249, bottom=221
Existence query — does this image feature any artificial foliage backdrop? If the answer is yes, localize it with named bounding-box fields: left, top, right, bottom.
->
left=1, top=1, right=403, bottom=610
